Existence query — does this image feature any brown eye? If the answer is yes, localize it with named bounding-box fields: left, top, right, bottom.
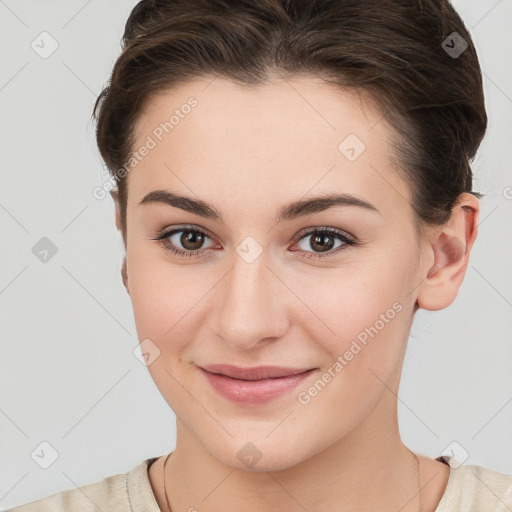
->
left=179, top=230, right=206, bottom=251
left=154, top=226, right=216, bottom=257
left=292, top=228, right=356, bottom=259
left=308, top=232, right=337, bottom=253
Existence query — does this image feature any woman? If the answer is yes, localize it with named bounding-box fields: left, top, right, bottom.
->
left=10, top=0, right=512, bottom=511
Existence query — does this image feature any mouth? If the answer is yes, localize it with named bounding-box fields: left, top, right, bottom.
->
left=198, top=364, right=317, bottom=404
left=199, top=364, right=316, bottom=380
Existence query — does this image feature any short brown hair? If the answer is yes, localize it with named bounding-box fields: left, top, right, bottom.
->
left=92, top=0, right=487, bottom=241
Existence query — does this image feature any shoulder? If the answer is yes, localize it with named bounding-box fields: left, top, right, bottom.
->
left=436, top=456, right=512, bottom=512
left=7, top=458, right=161, bottom=512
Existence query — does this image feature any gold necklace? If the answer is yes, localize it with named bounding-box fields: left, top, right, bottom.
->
left=411, top=448, right=423, bottom=512
left=163, top=451, right=173, bottom=512
left=162, top=449, right=422, bottom=512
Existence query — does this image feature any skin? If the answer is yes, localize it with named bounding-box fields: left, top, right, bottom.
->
left=113, top=76, right=478, bottom=512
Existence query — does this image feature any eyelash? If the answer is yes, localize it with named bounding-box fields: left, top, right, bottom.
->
left=152, top=225, right=357, bottom=259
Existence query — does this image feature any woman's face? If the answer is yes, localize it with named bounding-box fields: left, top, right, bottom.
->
left=123, top=76, right=431, bottom=470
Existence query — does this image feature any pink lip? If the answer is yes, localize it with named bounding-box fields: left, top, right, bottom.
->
left=198, top=364, right=316, bottom=404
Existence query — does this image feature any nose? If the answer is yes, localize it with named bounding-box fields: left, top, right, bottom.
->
left=211, top=250, right=290, bottom=351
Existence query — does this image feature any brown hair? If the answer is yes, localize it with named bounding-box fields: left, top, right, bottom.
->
left=92, top=0, right=487, bottom=243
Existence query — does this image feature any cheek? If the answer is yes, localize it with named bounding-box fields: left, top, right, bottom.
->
left=126, top=244, right=231, bottom=376
left=300, top=260, right=410, bottom=341
left=292, top=283, right=410, bottom=423
left=125, top=251, right=210, bottom=409
left=126, top=246, right=198, bottom=344
left=293, top=247, right=416, bottom=386
left=301, top=282, right=408, bottom=383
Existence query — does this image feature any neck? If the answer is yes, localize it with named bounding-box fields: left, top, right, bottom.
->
left=164, top=390, right=424, bottom=512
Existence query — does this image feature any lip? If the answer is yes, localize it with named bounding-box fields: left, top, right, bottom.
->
left=200, top=364, right=315, bottom=380
left=198, top=364, right=317, bottom=405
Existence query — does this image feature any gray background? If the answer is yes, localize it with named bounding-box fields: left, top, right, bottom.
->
left=1, top=0, right=511, bottom=509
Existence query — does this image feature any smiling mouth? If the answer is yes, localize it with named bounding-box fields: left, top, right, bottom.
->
left=198, top=365, right=317, bottom=405
left=199, top=364, right=316, bottom=380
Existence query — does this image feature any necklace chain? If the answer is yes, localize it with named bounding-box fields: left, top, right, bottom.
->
left=411, top=448, right=423, bottom=512
left=163, top=452, right=173, bottom=512
left=163, top=449, right=422, bottom=512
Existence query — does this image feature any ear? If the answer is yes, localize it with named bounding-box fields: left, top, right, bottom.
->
left=121, top=256, right=129, bottom=295
left=110, top=189, right=129, bottom=295
left=416, top=193, right=479, bottom=311
left=110, top=189, right=122, bottom=232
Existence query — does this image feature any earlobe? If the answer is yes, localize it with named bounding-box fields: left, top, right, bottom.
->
left=416, top=193, right=479, bottom=311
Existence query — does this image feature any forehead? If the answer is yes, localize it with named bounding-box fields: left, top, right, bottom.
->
left=128, top=76, right=412, bottom=218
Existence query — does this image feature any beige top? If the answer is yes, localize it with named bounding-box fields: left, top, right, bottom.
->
left=7, top=455, right=512, bottom=511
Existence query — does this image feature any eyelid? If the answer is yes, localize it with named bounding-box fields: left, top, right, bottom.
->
left=291, top=225, right=357, bottom=244
left=152, top=223, right=217, bottom=241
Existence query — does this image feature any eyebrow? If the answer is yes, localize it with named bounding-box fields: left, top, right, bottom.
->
left=138, top=189, right=380, bottom=223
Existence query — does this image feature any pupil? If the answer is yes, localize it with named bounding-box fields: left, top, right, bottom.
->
left=182, top=231, right=204, bottom=250
left=311, top=234, right=334, bottom=253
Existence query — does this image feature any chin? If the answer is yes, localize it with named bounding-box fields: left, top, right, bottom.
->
left=206, top=438, right=311, bottom=473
